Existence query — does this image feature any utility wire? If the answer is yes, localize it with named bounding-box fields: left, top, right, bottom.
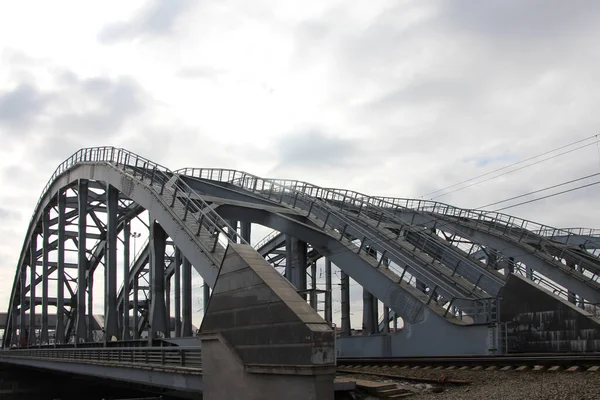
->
left=477, top=172, right=600, bottom=209
left=430, top=141, right=597, bottom=200
left=421, top=134, right=598, bottom=199
left=494, top=179, right=600, bottom=212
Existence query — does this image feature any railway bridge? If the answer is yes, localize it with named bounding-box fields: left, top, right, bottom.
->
left=0, top=147, right=599, bottom=398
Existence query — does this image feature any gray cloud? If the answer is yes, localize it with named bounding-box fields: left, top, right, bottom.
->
left=98, top=0, right=193, bottom=44
left=273, top=130, right=359, bottom=171
left=0, top=83, right=52, bottom=131
left=177, top=66, right=226, bottom=80
left=0, top=206, right=20, bottom=221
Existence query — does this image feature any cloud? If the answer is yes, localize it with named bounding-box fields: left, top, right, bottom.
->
left=177, top=66, right=226, bottom=80
left=0, top=207, right=19, bottom=221
left=273, top=129, right=359, bottom=170
left=0, top=83, right=52, bottom=131
left=98, top=0, right=193, bottom=44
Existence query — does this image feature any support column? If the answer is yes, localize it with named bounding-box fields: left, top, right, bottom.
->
left=76, top=179, right=88, bottom=343
left=41, top=210, right=50, bottom=344
left=19, top=263, right=26, bottom=346
left=382, top=306, right=390, bottom=333
left=133, top=273, right=139, bottom=339
left=567, top=261, right=577, bottom=305
left=165, top=275, right=171, bottom=338
left=284, top=236, right=293, bottom=282
left=287, top=237, right=307, bottom=297
left=28, top=233, right=37, bottom=346
left=182, top=257, right=192, bottom=336
left=149, top=220, right=168, bottom=340
left=362, top=288, right=374, bottom=335
left=174, top=248, right=181, bottom=338
left=310, top=262, right=317, bottom=310
left=203, top=282, right=210, bottom=315
left=122, top=222, right=131, bottom=340
left=88, top=274, right=94, bottom=342
left=56, top=190, right=66, bottom=344
left=325, top=257, right=332, bottom=324
left=104, top=185, right=119, bottom=342
left=340, top=271, right=351, bottom=336
left=240, top=221, right=251, bottom=243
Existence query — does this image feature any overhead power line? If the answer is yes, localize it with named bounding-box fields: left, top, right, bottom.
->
left=493, top=179, right=600, bottom=212
left=477, top=172, right=600, bottom=209
left=421, top=134, right=599, bottom=200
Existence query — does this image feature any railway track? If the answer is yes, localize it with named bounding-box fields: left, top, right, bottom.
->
left=338, top=353, right=600, bottom=372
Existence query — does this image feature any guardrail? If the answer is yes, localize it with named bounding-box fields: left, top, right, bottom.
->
left=0, top=346, right=202, bottom=369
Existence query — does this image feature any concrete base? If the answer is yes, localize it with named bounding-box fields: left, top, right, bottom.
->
left=202, top=334, right=335, bottom=400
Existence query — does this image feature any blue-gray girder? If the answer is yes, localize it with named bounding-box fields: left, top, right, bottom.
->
left=386, top=211, right=600, bottom=304
left=0, top=356, right=203, bottom=393
left=180, top=174, right=496, bottom=316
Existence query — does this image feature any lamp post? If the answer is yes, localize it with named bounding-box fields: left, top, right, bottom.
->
left=131, top=232, right=142, bottom=258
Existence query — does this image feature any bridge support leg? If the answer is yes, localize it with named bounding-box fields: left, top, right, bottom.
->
left=203, top=281, right=210, bottom=314
left=341, top=271, right=351, bottom=336
left=149, top=220, right=168, bottom=340
left=363, top=288, right=375, bottom=335
left=165, top=275, right=171, bottom=338
left=174, top=248, right=181, bottom=338
left=76, top=179, right=88, bottom=344
left=286, top=237, right=307, bottom=298
left=56, top=190, right=66, bottom=344
left=182, top=257, right=192, bottom=337
left=310, top=262, right=317, bottom=310
left=41, top=209, right=50, bottom=344
left=325, top=257, right=332, bottom=324
left=105, top=185, right=119, bottom=342
left=133, top=271, right=139, bottom=339
left=241, top=221, right=251, bottom=243
left=122, top=221, right=131, bottom=340
left=382, top=306, right=390, bottom=333
left=88, top=274, right=94, bottom=341
left=19, top=258, right=26, bottom=346
left=28, top=233, right=37, bottom=346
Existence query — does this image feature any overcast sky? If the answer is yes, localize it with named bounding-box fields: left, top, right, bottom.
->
left=1, top=0, right=600, bottom=328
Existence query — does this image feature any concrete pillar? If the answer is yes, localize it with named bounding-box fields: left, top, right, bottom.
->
left=149, top=220, right=168, bottom=340
left=104, top=185, right=119, bottom=342
left=55, top=190, right=66, bottom=344
left=182, top=257, right=193, bottom=336
left=174, top=248, right=181, bottom=338
left=122, top=222, right=131, bottom=340
left=76, top=179, right=88, bottom=343
left=41, top=209, right=50, bottom=344
left=287, top=237, right=307, bottom=297
left=28, top=233, right=37, bottom=346
left=340, top=271, right=351, bottom=336
left=325, top=258, right=332, bottom=324
left=382, top=306, right=390, bottom=333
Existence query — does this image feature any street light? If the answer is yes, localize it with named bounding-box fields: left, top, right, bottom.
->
left=131, top=232, right=142, bottom=258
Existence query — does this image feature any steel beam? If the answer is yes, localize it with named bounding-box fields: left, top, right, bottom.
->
left=122, top=221, right=130, bottom=340
left=325, top=257, right=332, bottom=323
left=88, top=274, right=94, bottom=342
left=241, top=221, right=251, bottom=242
left=174, top=248, right=181, bottom=338
left=203, top=282, right=210, bottom=313
left=133, top=273, right=139, bottom=339
left=105, top=185, right=119, bottom=342
left=56, top=190, right=66, bottom=343
left=76, top=179, right=88, bottom=343
left=341, top=271, right=351, bottom=336
left=227, top=219, right=238, bottom=242
left=149, top=220, right=168, bottom=339
left=41, top=209, right=50, bottom=343
left=310, top=262, right=317, bottom=310
left=182, top=257, right=192, bottom=337
left=19, top=263, right=26, bottom=345
left=28, top=233, right=37, bottom=346
left=165, top=274, right=171, bottom=338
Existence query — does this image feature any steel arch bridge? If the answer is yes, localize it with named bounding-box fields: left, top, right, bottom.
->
left=1, top=147, right=600, bottom=356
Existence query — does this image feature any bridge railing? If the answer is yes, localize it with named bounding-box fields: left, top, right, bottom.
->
left=177, top=168, right=501, bottom=324
left=0, top=346, right=202, bottom=368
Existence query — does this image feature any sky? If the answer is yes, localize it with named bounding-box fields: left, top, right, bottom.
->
left=1, top=0, right=600, bottom=331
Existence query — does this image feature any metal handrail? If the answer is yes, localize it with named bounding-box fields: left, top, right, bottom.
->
left=0, top=346, right=202, bottom=368
left=177, top=168, right=498, bottom=323
left=175, top=168, right=600, bottom=288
